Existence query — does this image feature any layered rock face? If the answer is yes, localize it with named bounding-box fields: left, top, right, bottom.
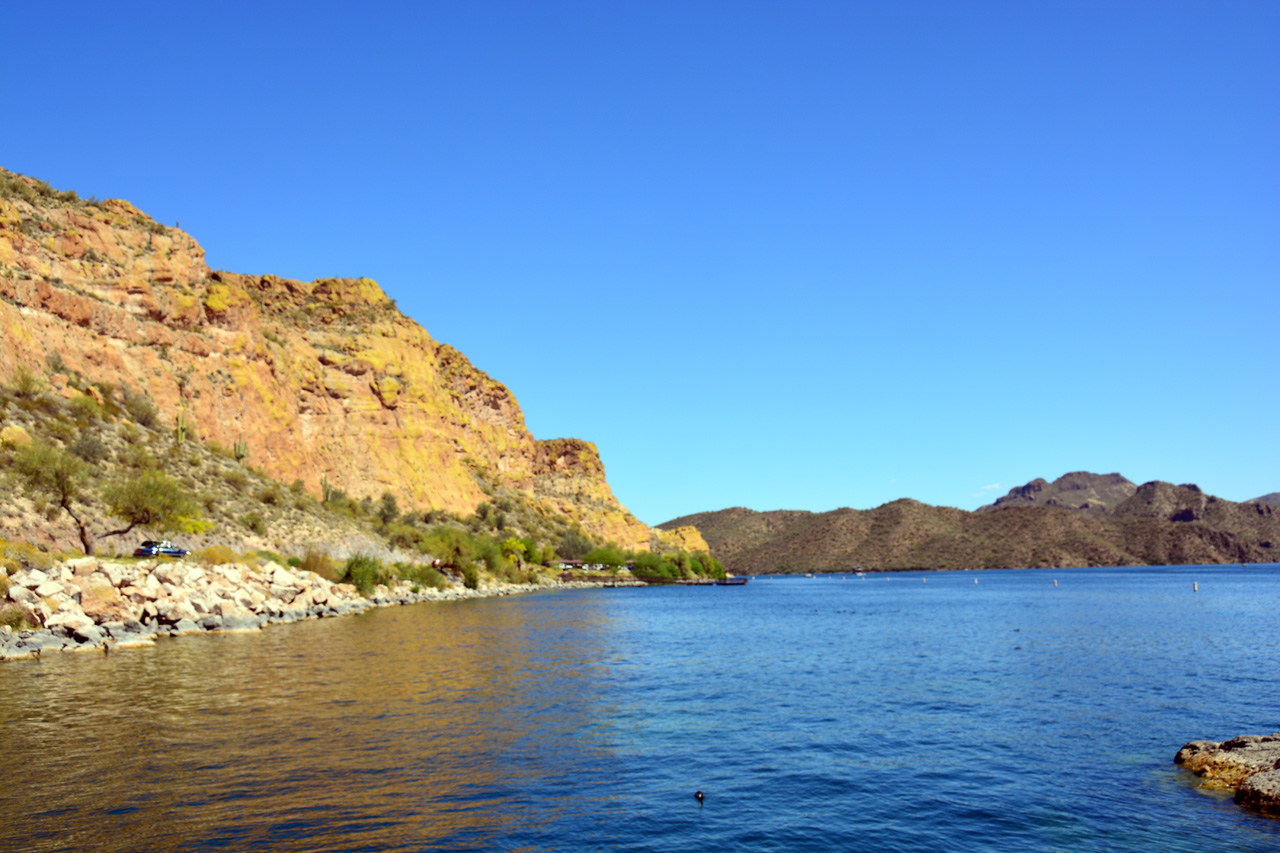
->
left=0, top=171, right=652, bottom=548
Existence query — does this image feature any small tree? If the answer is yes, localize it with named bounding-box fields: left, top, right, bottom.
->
left=13, top=446, right=210, bottom=555
left=377, top=491, right=400, bottom=525
left=501, top=537, right=527, bottom=563
left=12, top=442, right=93, bottom=553
left=101, top=469, right=209, bottom=542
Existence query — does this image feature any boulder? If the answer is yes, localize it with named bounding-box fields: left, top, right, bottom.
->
left=72, top=623, right=105, bottom=645
left=17, top=569, right=50, bottom=589
left=270, top=584, right=299, bottom=604
left=153, top=564, right=187, bottom=586
left=45, top=611, right=94, bottom=633
left=98, top=563, right=131, bottom=588
left=8, top=586, right=39, bottom=607
left=1177, top=734, right=1280, bottom=817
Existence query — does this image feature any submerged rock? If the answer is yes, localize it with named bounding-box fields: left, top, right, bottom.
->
left=1176, top=734, right=1280, bottom=817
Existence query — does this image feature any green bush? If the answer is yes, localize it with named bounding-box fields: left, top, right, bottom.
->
left=69, top=431, right=109, bottom=464
left=341, top=553, right=389, bottom=596
left=397, top=563, right=448, bottom=590
left=68, top=395, right=103, bottom=424
left=0, top=603, right=30, bottom=630
left=240, top=512, right=266, bottom=535
left=9, top=364, right=43, bottom=399
left=223, top=469, right=249, bottom=492
left=298, top=548, right=340, bottom=582
left=122, top=444, right=158, bottom=470
left=462, top=563, right=480, bottom=590
left=256, top=483, right=283, bottom=506
left=192, top=545, right=240, bottom=566
left=123, top=393, right=159, bottom=428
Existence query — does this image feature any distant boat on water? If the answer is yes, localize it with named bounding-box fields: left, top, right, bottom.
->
left=716, top=575, right=749, bottom=586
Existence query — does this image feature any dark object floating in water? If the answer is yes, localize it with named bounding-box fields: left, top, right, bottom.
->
left=695, top=791, right=704, bottom=805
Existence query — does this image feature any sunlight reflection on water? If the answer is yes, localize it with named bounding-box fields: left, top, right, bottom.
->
left=1, top=566, right=1278, bottom=852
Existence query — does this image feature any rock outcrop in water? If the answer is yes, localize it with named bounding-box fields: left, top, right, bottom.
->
left=1176, top=735, right=1280, bottom=817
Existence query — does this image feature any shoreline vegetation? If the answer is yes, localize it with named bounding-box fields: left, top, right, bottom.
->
left=0, top=352, right=728, bottom=657
left=0, top=552, right=650, bottom=663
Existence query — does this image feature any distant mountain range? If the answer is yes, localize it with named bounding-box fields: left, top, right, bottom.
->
left=659, top=472, right=1279, bottom=573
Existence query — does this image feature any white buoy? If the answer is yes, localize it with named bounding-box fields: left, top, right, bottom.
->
left=1194, top=582, right=1198, bottom=592
left=974, top=578, right=978, bottom=584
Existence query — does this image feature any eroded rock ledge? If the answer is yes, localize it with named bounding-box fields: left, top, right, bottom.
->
left=1176, top=734, right=1280, bottom=817
left=2, top=557, right=641, bottom=661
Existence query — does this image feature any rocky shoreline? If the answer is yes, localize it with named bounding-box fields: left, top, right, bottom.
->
left=1, top=557, right=643, bottom=662
left=1176, top=734, right=1280, bottom=817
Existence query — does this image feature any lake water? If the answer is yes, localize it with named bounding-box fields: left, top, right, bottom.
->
left=2, top=564, right=1278, bottom=852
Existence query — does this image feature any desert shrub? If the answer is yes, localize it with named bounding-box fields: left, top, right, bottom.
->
left=223, top=469, right=249, bottom=492
left=377, top=492, right=400, bottom=525
left=558, top=530, right=594, bottom=561
left=240, top=512, right=266, bottom=535
left=462, top=563, right=480, bottom=590
left=45, top=420, right=74, bottom=442
left=298, top=549, right=340, bottom=582
left=0, top=602, right=30, bottom=630
left=286, top=556, right=301, bottom=567
left=255, top=483, right=283, bottom=506
left=192, top=545, right=240, bottom=566
left=341, top=553, right=390, bottom=596
left=69, top=431, right=109, bottom=464
left=68, top=395, right=102, bottom=424
left=123, top=393, right=159, bottom=428
left=289, top=479, right=306, bottom=494
left=421, top=526, right=476, bottom=567
left=256, top=549, right=286, bottom=566
left=9, top=364, right=43, bottom=399
left=384, top=521, right=424, bottom=552
left=0, top=541, right=54, bottom=574
left=121, top=444, right=158, bottom=470
left=398, top=563, right=448, bottom=590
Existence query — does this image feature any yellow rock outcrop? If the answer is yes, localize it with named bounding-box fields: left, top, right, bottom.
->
left=0, top=169, right=672, bottom=550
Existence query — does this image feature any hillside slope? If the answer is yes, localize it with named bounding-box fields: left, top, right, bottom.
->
left=663, top=477, right=1279, bottom=573
left=0, top=169, right=654, bottom=549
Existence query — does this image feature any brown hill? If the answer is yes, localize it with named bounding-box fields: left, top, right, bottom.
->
left=662, top=479, right=1280, bottom=573
left=979, top=471, right=1137, bottom=514
left=1252, top=493, right=1280, bottom=506
left=0, top=169, right=655, bottom=549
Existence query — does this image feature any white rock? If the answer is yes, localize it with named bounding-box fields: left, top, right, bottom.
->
left=213, top=600, right=247, bottom=619
left=272, top=567, right=298, bottom=588
left=269, top=584, right=298, bottom=604
left=99, top=563, right=130, bottom=588
left=67, top=556, right=98, bottom=575
left=153, top=564, right=186, bottom=586
left=17, top=569, right=49, bottom=589
left=8, top=586, right=37, bottom=606
left=35, top=580, right=65, bottom=598
left=45, top=611, right=93, bottom=632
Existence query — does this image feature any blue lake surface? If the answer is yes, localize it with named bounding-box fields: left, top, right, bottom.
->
left=2, top=564, right=1278, bottom=851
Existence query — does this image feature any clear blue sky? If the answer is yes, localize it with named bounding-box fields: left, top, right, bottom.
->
left=4, top=1, right=1276, bottom=524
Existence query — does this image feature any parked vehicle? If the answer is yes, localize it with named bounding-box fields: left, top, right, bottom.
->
left=133, top=540, right=190, bottom=558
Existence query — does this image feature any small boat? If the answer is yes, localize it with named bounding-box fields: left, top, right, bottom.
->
left=715, top=575, right=749, bottom=585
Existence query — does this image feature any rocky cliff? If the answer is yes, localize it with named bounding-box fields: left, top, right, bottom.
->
left=0, top=169, right=653, bottom=548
